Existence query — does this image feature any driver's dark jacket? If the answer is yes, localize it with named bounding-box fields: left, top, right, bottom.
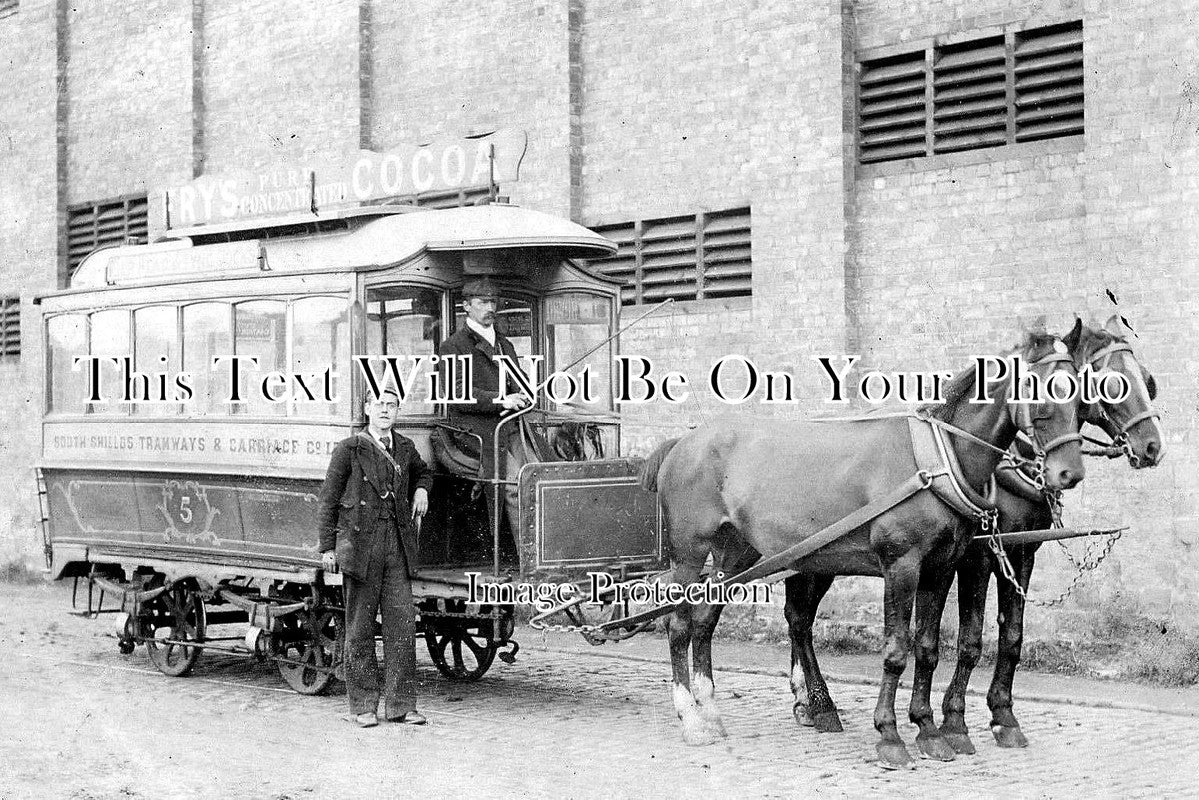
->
left=316, top=432, right=433, bottom=579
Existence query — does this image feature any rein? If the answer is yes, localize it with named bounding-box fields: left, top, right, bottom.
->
left=812, top=349, right=1083, bottom=470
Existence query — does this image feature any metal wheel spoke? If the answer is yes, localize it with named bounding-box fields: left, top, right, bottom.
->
left=451, top=637, right=466, bottom=674
left=273, top=603, right=340, bottom=695
left=462, top=634, right=487, bottom=660
left=145, top=582, right=205, bottom=678
left=435, top=633, right=453, bottom=662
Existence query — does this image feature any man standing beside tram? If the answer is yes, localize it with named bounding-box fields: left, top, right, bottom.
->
left=317, top=387, right=433, bottom=728
left=436, top=278, right=534, bottom=562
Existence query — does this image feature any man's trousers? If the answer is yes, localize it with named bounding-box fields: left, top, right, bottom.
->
left=343, top=526, right=417, bottom=718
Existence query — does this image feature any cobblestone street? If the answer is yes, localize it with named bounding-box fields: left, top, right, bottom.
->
left=2, top=581, right=1196, bottom=799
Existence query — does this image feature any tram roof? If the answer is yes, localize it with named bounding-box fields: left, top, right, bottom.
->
left=65, top=203, right=618, bottom=291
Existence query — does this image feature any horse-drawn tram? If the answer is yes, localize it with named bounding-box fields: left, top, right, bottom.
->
left=36, top=195, right=666, bottom=691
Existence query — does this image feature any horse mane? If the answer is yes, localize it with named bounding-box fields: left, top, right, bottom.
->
left=917, top=332, right=1060, bottom=421
left=918, top=367, right=976, bottom=421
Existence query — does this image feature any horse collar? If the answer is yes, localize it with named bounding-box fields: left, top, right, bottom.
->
left=907, top=417, right=997, bottom=522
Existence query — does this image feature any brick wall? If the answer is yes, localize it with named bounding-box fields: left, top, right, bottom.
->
left=581, top=0, right=851, bottom=452
left=200, top=0, right=360, bottom=175
left=66, top=0, right=193, bottom=203
left=367, top=0, right=573, bottom=217
left=0, top=0, right=57, bottom=567
left=1074, top=0, right=1199, bottom=622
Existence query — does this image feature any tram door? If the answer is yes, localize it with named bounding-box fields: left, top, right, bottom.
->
left=364, top=285, right=474, bottom=568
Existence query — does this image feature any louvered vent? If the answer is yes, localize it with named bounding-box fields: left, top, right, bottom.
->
left=858, top=20, right=1082, bottom=164
left=701, top=207, right=752, bottom=298
left=858, top=51, right=927, bottom=163
left=639, top=213, right=700, bottom=303
left=589, top=221, right=638, bottom=305
left=588, top=207, right=752, bottom=305
left=67, top=196, right=149, bottom=277
left=933, top=36, right=1007, bottom=153
left=0, top=296, right=20, bottom=359
left=1014, top=21, right=1084, bottom=141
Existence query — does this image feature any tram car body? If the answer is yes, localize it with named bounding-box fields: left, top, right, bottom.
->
left=36, top=202, right=664, bottom=687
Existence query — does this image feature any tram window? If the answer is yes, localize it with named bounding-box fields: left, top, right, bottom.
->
left=182, top=302, right=232, bottom=415
left=88, top=309, right=130, bottom=415
left=366, top=287, right=442, bottom=415
left=132, top=306, right=179, bottom=412
left=292, top=296, right=350, bottom=418
left=47, top=314, right=87, bottom=414
left=545, top=293, right=614, bottom=411
left=233, top=300, right=286, bottom=417
left=452, top=292, right=536, bottom=359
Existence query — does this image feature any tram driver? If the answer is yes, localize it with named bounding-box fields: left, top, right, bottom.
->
left=436, top=278, right=533, bottom=565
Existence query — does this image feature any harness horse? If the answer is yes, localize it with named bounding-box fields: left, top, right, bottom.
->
left=641, top=331, right=1086, bottom=768
left=938, top=316, right=1163, bottom=753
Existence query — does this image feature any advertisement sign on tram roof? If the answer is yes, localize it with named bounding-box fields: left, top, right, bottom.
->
left=164, top=128, right=528, bottom=230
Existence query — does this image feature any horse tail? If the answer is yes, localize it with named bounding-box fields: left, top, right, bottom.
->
left=640, top=438, right=680, bottom=493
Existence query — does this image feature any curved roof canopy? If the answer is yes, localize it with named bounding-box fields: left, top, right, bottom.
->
left=71, top=204, right=617, bottom=289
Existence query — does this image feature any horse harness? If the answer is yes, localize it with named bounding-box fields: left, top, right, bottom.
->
left=546, top=350, right=1090, bottom=636
left=1081, top=340, right=1161, bottom=462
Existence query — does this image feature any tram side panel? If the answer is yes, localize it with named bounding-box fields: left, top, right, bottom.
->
left=516, top=458, right=666, bottom=584
left=43, top=468, right=325, bottom=583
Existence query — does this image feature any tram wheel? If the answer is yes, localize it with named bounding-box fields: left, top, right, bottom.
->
left=274, top=608, right=342, bottom=695
left=424, top=619, right=498, bottom=682
left=145, top=581, right=207, bottom=678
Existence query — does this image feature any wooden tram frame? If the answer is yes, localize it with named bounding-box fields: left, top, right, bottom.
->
left=36, top=200, right=668, bottom=691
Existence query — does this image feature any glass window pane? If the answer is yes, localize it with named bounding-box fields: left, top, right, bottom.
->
left=183, top=303, right=232, bottom=415
left=452, top=292, right=535, bottom=358
left=545, top=293, right=614, bottom=411
left=292, top=296, right=350, bottom=418
left=47, top=314, right=87, bottom=414
left=366, top=287, right=442, bottom=416
left=234, top=300, right=286, bottom=417
left=132, top=306, right=178, bottom=412
left=89, top=309, right=130, bottom=415
left=496, top=297, right=534, bottom=358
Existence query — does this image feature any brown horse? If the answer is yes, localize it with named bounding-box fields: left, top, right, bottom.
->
left=938, top=316, right=1163, bottom=753
left=641, top=332, right=1086, bottom=768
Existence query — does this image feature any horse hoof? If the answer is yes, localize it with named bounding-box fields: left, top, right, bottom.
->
left=704, top=716, right=729, bottom=739
left=812, top=709, right=844, bottom=733
left=916, top=732, right=957, bottom=762
left=793, top=702, right=815, bottom=727
left=991, top=724, right=1029, bottom=749
left=876, top=741, right=915, bottom=770
left=681, top=719, right=720, bottom=747
left=938, top=729, right=976, bottom=755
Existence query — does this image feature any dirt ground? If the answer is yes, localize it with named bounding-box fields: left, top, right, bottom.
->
left=3, top=579, right=1198, bottom=799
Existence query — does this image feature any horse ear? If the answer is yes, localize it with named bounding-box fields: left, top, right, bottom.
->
left=1062, top=316, right=1084, bottom=350
left=1105, top=314, right=1135, bottom=338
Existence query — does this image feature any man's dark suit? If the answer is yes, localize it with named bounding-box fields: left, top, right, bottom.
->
left=437, top=324, right=524, bottom=478
left=317, top=431, right=432, bottom=718
left=436, top=324, right=530, bottom=561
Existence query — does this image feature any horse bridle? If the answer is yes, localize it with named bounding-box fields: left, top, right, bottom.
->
left=1008, top=349, right=1084, bottom=459
left=1082, top=341, right=1161, bottom=458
